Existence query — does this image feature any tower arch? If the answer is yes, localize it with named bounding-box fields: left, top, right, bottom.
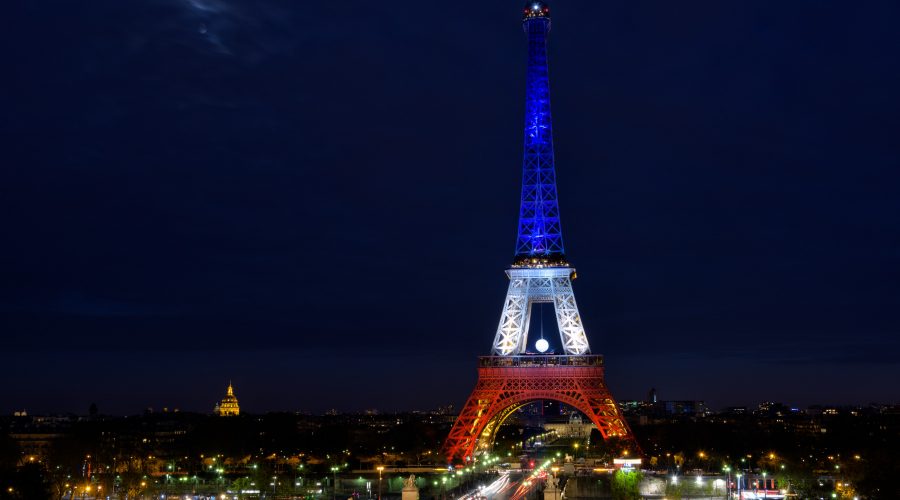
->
left=443, top=356, right=632, bottom=463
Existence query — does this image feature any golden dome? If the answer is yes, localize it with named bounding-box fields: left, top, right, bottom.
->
left=215, top=382, right=240, bottom=416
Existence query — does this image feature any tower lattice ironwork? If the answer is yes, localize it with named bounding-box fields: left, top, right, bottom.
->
left=443, top=1, right=636, bottom=464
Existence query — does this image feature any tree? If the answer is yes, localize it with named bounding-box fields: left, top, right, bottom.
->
left=231, top=477, right=253, bottom=498
left=611, top=469, right=642, bottom=500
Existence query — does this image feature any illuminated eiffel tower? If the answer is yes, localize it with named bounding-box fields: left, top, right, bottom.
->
left=442, top=1, right=636, bottom=463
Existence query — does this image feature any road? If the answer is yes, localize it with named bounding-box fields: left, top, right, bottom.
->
left=456, top=470, right=548, bottom=500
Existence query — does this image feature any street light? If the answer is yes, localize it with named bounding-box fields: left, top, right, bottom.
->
left=762, top=472, right=768, bottom=499
left=331, top=466, right=340, bottom=500
left=165, top=463, right=173, bottom=498
left=723, top=466, right=731, bottom=499
left=377, top=466, right=384, bottom=500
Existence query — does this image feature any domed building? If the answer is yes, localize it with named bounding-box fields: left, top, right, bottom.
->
left=214, top=382, right=240, bottom=416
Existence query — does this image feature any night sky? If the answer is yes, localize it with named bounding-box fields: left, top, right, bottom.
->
left=2, top=1, right=899, bottom=415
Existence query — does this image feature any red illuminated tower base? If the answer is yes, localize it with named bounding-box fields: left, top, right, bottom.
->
left=442, top=355, right=636, bottom=463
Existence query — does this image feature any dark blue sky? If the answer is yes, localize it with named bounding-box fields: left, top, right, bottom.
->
left=2, top=0, right=899, bottom=415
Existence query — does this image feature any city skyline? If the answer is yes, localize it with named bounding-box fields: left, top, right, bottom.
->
left=9, top=376, right=894, bottom=418
left=3, top=0, right=900, bottom=416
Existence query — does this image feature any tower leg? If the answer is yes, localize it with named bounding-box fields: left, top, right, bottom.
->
left=442, top=376, right=504, bottom=463
left=492, top=276, right=531, bottom=356
left=550, top=276, right=590, bottom=355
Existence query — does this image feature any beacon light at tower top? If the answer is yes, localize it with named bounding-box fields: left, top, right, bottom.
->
left=524, top=1, right=550, bottom=20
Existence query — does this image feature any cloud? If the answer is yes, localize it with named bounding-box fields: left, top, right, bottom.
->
left=183, top=0, right=226, bottom=14
left=175, top=0, right=234, bottom=54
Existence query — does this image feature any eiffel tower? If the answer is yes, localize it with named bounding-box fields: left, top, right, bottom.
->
left=442, top=1, right=636, bottom=464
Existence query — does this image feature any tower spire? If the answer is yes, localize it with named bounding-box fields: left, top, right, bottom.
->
left=516, top=1, right=565, bottom=266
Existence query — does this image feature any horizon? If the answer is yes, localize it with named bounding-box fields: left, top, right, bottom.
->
left=11, top=398, right=898, bottom=418
left=8, top=376, right=898, bottom=417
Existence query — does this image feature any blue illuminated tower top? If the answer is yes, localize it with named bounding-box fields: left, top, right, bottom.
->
left=515, top=1, right=566, bottom=267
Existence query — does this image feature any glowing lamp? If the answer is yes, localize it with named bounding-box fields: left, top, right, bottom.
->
left=535, top=338, right=549, bottom=352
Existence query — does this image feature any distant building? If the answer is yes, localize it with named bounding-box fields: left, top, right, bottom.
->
left=756, top=401, right=792, bottom=417
left=619, top=400, right=645, bottom=413
left=434, top=404, right=455, bottom=416
left=619, top=393, right=706, bottom=420
left=662, top=400, right=705, bottom=416
left=544, top=413, right=592, bottom=438
left=214, top=382, right=240, bottom=416
left=724, top=406, right=748, bottom=415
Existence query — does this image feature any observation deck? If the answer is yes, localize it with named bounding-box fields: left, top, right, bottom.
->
left=479, top=354, right=603, bottom=368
